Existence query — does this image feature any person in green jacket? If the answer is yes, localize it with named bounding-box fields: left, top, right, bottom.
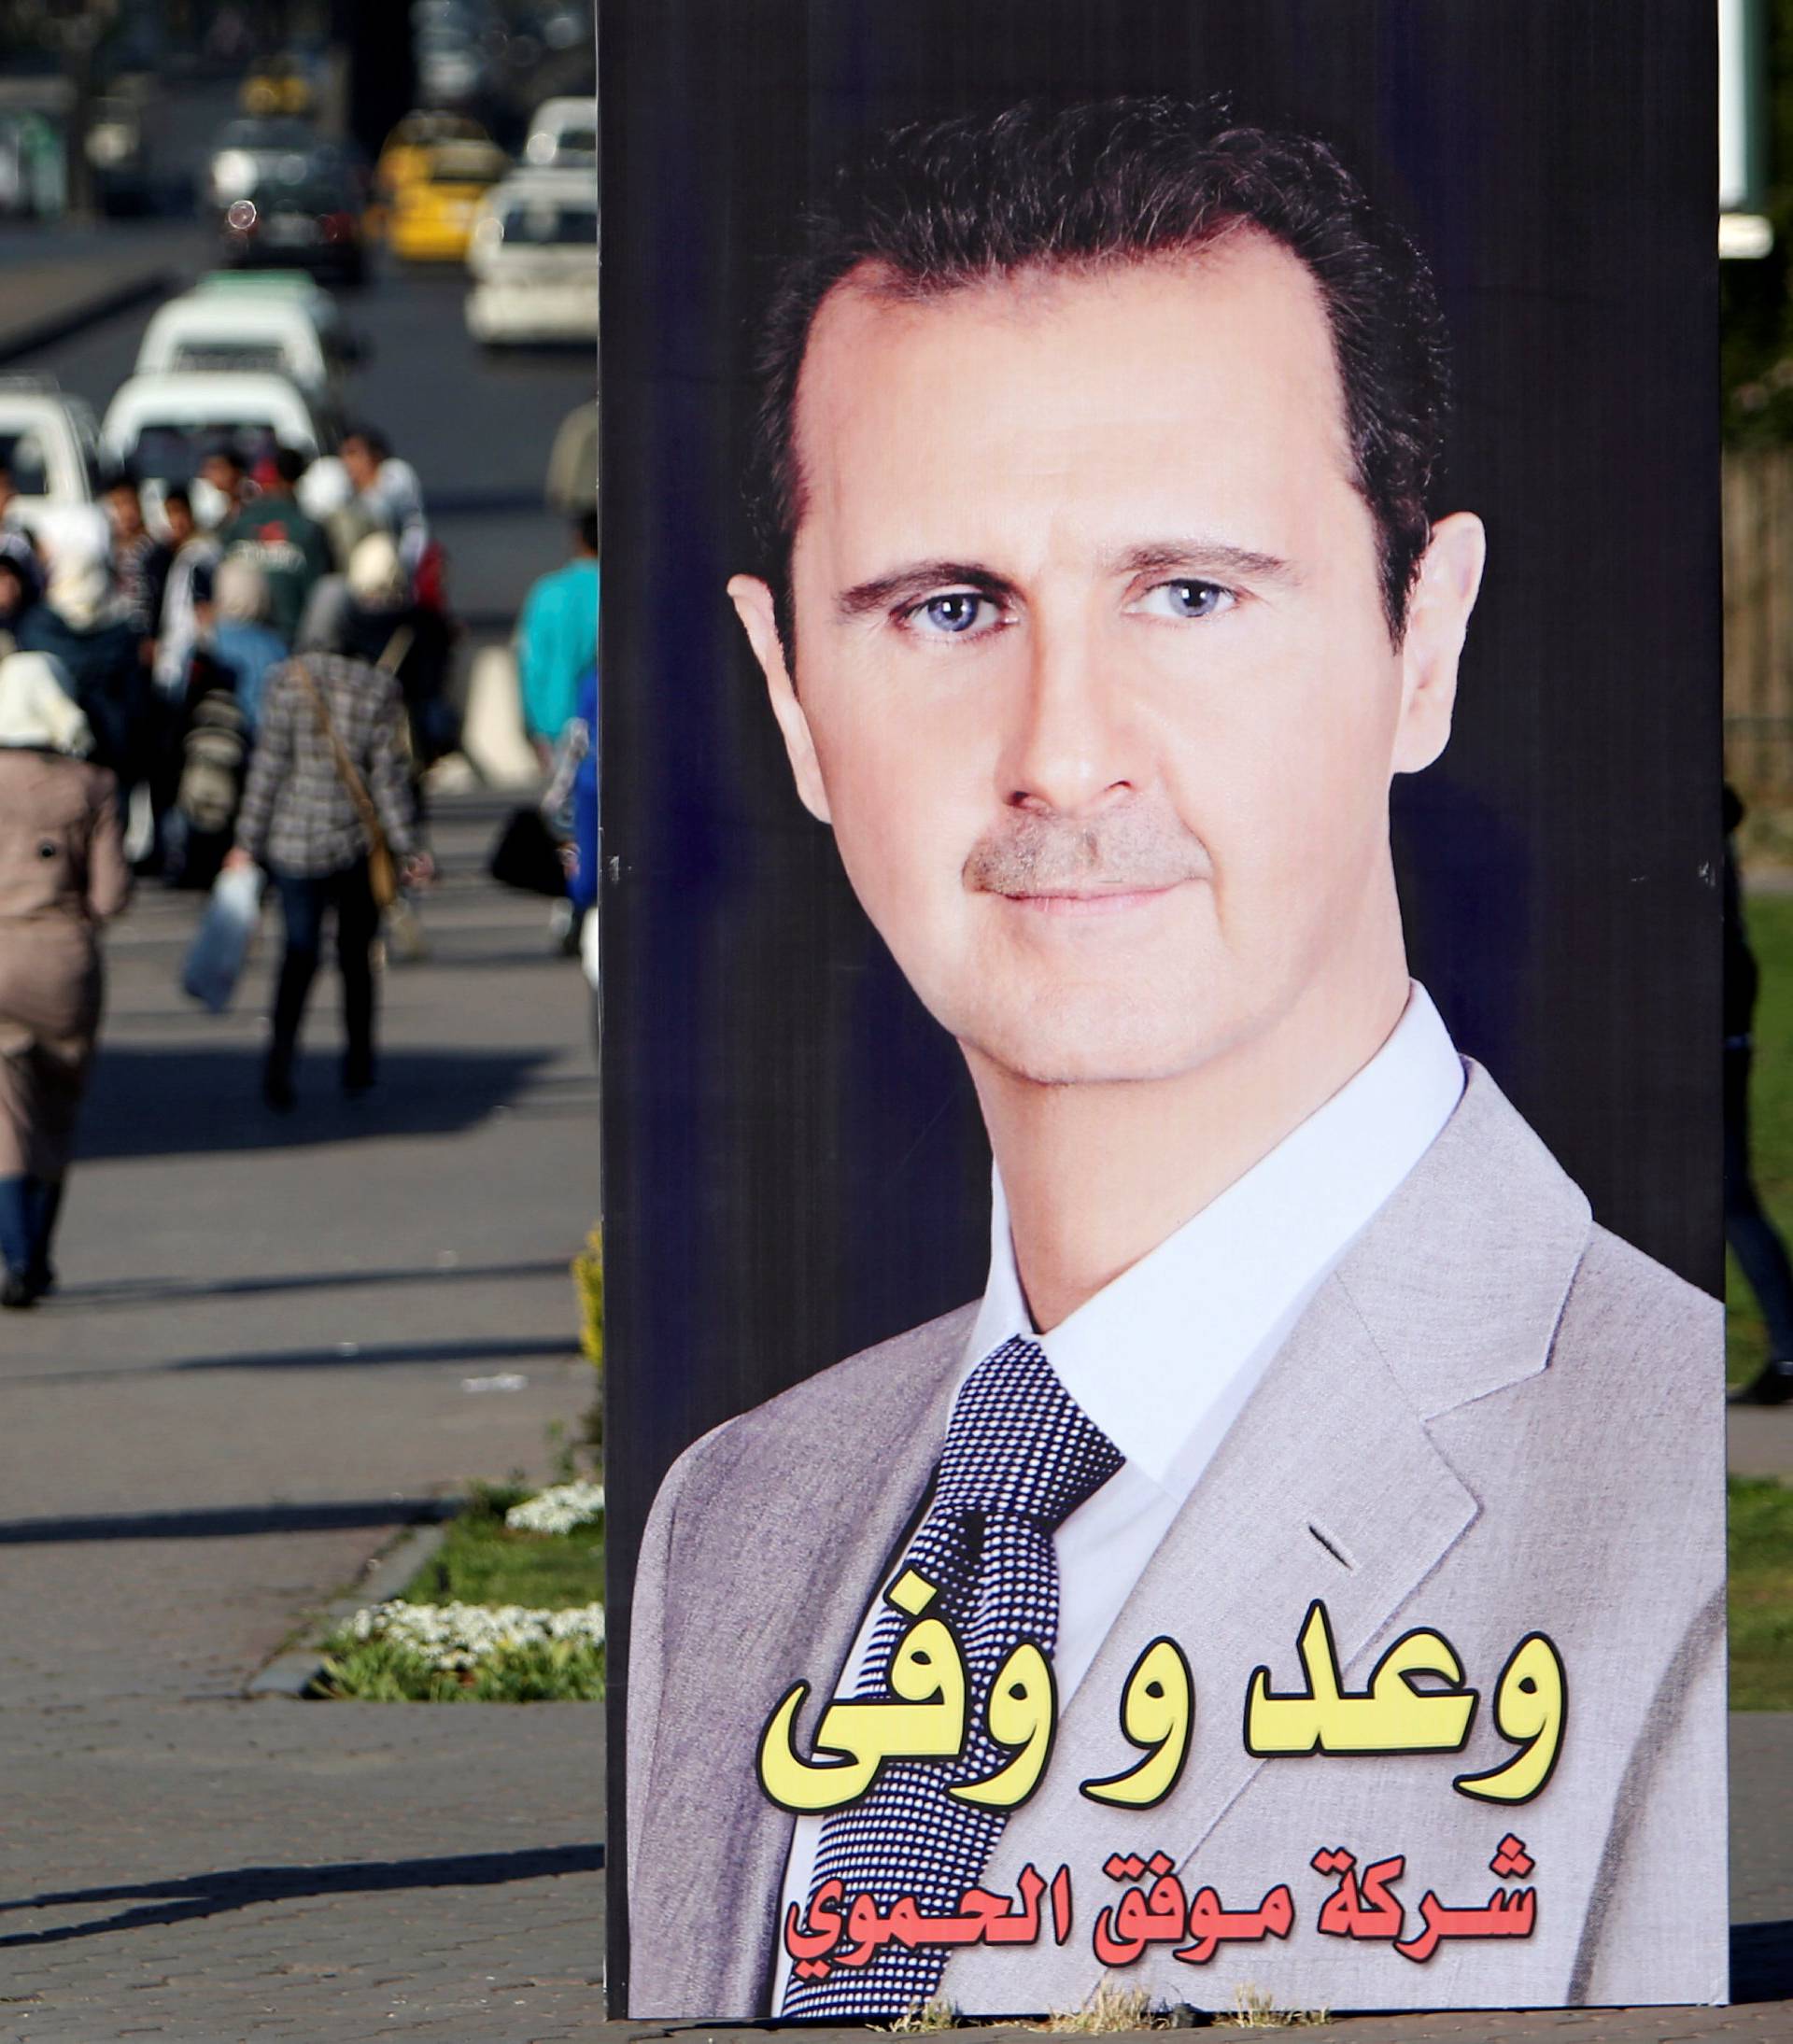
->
left=216, top=446, right=332, bottom=649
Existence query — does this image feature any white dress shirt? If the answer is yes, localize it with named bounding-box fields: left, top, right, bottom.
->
left=772, top=982, right=1465, bottom=2005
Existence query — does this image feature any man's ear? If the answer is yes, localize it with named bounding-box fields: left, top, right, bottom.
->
left=727, top=573, right=832, bottom=825
left=1391, top=511, right=1486, bottom=775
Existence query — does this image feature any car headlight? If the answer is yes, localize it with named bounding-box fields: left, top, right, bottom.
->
left=212, top=149, right=256, bottom=198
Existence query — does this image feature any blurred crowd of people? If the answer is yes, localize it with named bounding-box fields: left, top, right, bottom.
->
left=0, top=427, right=458, bottom=1304
left=0, top=428, right=456, bottom=893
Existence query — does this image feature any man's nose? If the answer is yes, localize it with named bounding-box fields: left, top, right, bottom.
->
left=999, top=612, right=1139, bottom=815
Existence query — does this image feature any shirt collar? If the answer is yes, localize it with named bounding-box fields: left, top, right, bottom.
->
left=963, top=981, right=1466, bottom=1492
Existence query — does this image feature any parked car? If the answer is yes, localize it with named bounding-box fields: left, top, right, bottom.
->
left=388, top=139, right=509, bottom=263
left=100, top=372, right=329, bottom=527
left=0, top=378, right=103, bottom=529
left=466, top=171, right=597, bottom=346
left=523, top=96, right=597, bottom=169
left=220, top=163, right=367, bottom=287
left=134, top=283, right=360, bottom=422
left=204, top=117, right=318, bottom=211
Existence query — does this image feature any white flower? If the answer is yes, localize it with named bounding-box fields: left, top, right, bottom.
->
left=504, top=1480, right=607, bottom=1535
left=342, top=1598, right=606, bottom=1671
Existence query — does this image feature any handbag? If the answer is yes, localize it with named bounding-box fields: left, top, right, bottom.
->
left=488, top=804, right=569, bottom=897
left=180, top=863, right=264, bottom=1013
left=291, top=658, right=401, bottom=910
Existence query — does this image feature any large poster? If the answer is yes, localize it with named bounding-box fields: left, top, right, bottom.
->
left=602, top=0, right=1726, bottom=2020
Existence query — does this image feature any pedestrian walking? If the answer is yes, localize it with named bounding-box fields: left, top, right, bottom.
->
left=14, top=508, right=144, bottom=794
left=340, top=427, right=430, bottom=577
left=337, top=532, right=457, bottom=766
left=227, top=644, right=431, bottom=1112
left=0, top=533, right=43, bottom=656
left=516, top=509, right=598, bottom=759
left=0, top=651, right=131, bottom=1307
left=101, top=472, right=172, bottom=653
left=152, top=487, right=219, bottom=702
left=197, top=444, right=251, bottom=532
left=206, top=558, right=289, bottom=736
left=215, top=446, right=332, bottom=648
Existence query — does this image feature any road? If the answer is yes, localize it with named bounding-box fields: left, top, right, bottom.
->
left=12, top=238, right=592, bottom=635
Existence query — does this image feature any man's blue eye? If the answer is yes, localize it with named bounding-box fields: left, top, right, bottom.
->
left=914, top=593, right=987, bottom=634
left=1165, top=581, right=1223, bottom=618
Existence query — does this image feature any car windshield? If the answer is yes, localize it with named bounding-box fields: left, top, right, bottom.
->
left=0, top=427, right=50, bottom=495
left=169, top=342, right=290, bottom=375
left=216, top=119, right=315, bottom=154
left=499, top=202, right=597, bottom=247
left=428, top=147, right=504, bottom=185
left=549, top=127, right=596, bottom=159
left=126, top=421, right=287, bottom=484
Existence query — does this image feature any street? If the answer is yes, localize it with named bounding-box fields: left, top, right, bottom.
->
left=12, top=242, right=591, bottom=636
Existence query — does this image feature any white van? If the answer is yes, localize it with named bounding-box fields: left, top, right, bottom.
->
left=134, top=287, right=353, bottom=414
left=0, top=378, right=103, bottom=529
left=523, top=97, right=597, bottom=170
left=465, top=171, right=597, bottom=346
left=101, top=370, right=328, bottom=527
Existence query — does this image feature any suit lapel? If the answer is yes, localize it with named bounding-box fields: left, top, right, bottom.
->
left=637, top=1310, right=970, bottom=2016
left=952, top=1064, right=1592, bottom=2014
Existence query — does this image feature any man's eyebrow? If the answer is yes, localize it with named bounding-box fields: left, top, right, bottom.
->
left=835, top=561, right=1021, bottom=620
left=1101, top=539, right=1300, bottom=585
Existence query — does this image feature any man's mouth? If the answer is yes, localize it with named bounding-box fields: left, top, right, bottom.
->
left=994, top=883, right=1186, bottom=917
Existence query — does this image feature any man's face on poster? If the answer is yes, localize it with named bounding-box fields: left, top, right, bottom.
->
left=732, top=233, right=1484, bottom=1088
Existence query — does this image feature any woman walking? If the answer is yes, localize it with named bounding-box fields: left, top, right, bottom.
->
left=0, top=652, right=131, bottom=1307
left=225, top=642, right=430, bottom=1112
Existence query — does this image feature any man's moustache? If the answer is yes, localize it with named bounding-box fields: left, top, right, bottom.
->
left=962, top=806, right=1209, bottom=896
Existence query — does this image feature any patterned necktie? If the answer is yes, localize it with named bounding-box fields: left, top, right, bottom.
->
left=780, top=1334, right=1124, bottom=2019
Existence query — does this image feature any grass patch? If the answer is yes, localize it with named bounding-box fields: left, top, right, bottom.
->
left=311, top=1634, right=605, bottom=1703
left=1729, top=1475, right=1793, bottom=1708
left=1042, top=1987, right=1170, bottom=2034
left=398, top=1480, right=604, bottom=1611
left=309, top=1482, right=606, bottom=1702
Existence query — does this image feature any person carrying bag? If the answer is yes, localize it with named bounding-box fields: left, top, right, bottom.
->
left=225, top=650, right=431, bottom=1113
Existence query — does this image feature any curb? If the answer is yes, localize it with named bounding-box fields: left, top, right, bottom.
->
left=245, top=1501, right=459, bottom=1700
left=0, top=263, right=182, bottom=367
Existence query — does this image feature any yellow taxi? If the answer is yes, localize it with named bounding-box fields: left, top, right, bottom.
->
left=387, top=139, right=510, bottom=262
left=370, top=111, right=493, bottom=236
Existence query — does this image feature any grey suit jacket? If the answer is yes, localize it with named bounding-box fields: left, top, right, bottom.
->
left=626, top=1064, right=1728, bottom=2018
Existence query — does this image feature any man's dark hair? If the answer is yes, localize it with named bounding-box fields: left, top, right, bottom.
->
left=163, top=485, right=192, bottom=515
left=205, top=442, right=247, bottom=475
left=575, top=507, right=599, bottom=553
left=747, top=97, right=1451, bottom=651
left=343, top=425, right=391, bottom=461
left=272, top=444, right=308, bottom=488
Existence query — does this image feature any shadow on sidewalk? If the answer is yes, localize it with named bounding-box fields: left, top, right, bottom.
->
left=176, top=1333, right=575, bottom=1373
left=0, top=1844, right=604, bottom=1949
left=1735, top=1917, right=1793, bottom=2003
left=78, top=1047, right=559, bottom=1160
left=0, top=1498, right=456, bottom=1545
left=55, top=1255, right=574, bottom=1310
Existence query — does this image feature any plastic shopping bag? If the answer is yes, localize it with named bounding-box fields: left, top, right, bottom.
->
left=180, top=864, right=265, bottom=1014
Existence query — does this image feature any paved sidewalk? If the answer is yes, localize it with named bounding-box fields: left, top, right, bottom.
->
left=0, top=794, right=605, bottom=2038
